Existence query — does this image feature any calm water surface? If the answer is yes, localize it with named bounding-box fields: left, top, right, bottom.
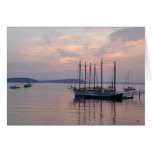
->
left=7, top=83, right=145, bottom=125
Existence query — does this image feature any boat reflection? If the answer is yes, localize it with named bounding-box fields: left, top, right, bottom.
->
left=72, top=97, right=119, bottom=125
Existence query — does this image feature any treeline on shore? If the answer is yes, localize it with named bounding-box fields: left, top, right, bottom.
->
left=7, top=77, right=144, bottom=85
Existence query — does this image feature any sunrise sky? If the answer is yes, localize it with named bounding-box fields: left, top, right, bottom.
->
left=7, top=27, right=145, bottom=82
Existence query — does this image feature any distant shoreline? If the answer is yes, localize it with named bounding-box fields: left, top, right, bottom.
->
left=7, top=77, right=145, bottom=85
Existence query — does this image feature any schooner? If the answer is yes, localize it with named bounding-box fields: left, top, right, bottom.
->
left=71, top=59, right=123, bottom=100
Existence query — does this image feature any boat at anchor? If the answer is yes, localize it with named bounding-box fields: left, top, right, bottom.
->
left=10, top=85, right=20, bottom=89
left=24, top=83, right=32, bottom=88
left=70, top=60, right=123, bottom=100
left=123, top=71, right=136, bottom=92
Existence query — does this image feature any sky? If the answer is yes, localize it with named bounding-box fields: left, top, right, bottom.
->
left=7, top=27, right=145, bottom=82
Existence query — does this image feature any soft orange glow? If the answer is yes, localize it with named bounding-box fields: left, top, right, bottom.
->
left=63, top=45, right=84, bottom=51
left=124, top=39, right=144, bottom=47
left=87, top=44, right=102, bottom=49
left=104, top=51, right=126, bottom=59
left=59, top=57, right=76, bottom=64
left=21, top=36, right=144, bottom=73
left=8, top=27, right=144, bottom=81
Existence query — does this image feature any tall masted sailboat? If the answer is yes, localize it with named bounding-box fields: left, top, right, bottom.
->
left=123, top=71, right=136, bottom=92
left=71, top=59, right=123, bottom=100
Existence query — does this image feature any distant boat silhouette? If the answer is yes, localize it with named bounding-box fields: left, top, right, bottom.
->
left=10, top=85, right=20, bottom=89
left=24, top=83, right=32, bottom=88
left=115, top=71, right=136, bottom=99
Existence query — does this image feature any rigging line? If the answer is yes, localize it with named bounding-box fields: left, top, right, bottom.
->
left=96, top=72, right=99, bottom=86
left=123, top=75, right=127, bottom=88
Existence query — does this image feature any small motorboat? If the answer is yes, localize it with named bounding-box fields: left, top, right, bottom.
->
left=123, top=71, right=136, bottom=92
left=24, top=83, right=32, bottom=88
left=122, top=92, right=134, bottom=99
left=124, top=87, right=136, bottom=92
left=10, top=85, right=20, bottom=89
left=123, top=95, right=133, bottom=99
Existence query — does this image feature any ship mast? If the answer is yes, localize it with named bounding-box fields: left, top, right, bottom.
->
left=94, top=64, right=96, bottom=90
left=89, top=63, right=91, bottom=89
left=113, top=61, right=116, bottom=94
left=79, top=60, right=81, bottom=90
left=101, top=59, right=103, bottom=93
left=84, top=61, right=87, bottom=90
left=128, top=71, right=129, bottom=88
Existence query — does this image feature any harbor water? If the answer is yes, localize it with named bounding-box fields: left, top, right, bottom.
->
left=7, top=83, right=145, bottom=125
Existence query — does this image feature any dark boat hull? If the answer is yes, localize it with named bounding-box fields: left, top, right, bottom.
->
left=24, top=83, right=32, bottom=88
left=84, top=93, right=123, bottom=101
left=24, top=86, right=31, bottom=88
left=73, top=88, right=123, bottom=101
left=10, top=86, right=20, bottom=89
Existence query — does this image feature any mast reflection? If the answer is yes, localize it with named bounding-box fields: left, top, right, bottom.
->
left=72, top=97, right=119, bottom=125
left=111, top=101, right=116, bottom=125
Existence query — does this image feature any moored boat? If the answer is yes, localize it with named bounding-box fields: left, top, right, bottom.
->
left=71, top=60, right=123, bottom=100
left=24, top=83, right=32, bottom=88
left=123, top=95, right=133, bottom=99
left=124, top=87, right=136, bottom=92
left=122, top=91, right=134, bottom=99
left=123, top=71, right=136, bottom=92
left=10, top=85, right=20, bottom=89
left=83, top=91, right=123, bottom=100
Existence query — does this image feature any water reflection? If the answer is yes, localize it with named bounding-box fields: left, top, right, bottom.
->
left=8, top=83, right=144, bottom=125
left=112, top=101, right=116, bottom=125
left=72, top=97, right=120, bottom=125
